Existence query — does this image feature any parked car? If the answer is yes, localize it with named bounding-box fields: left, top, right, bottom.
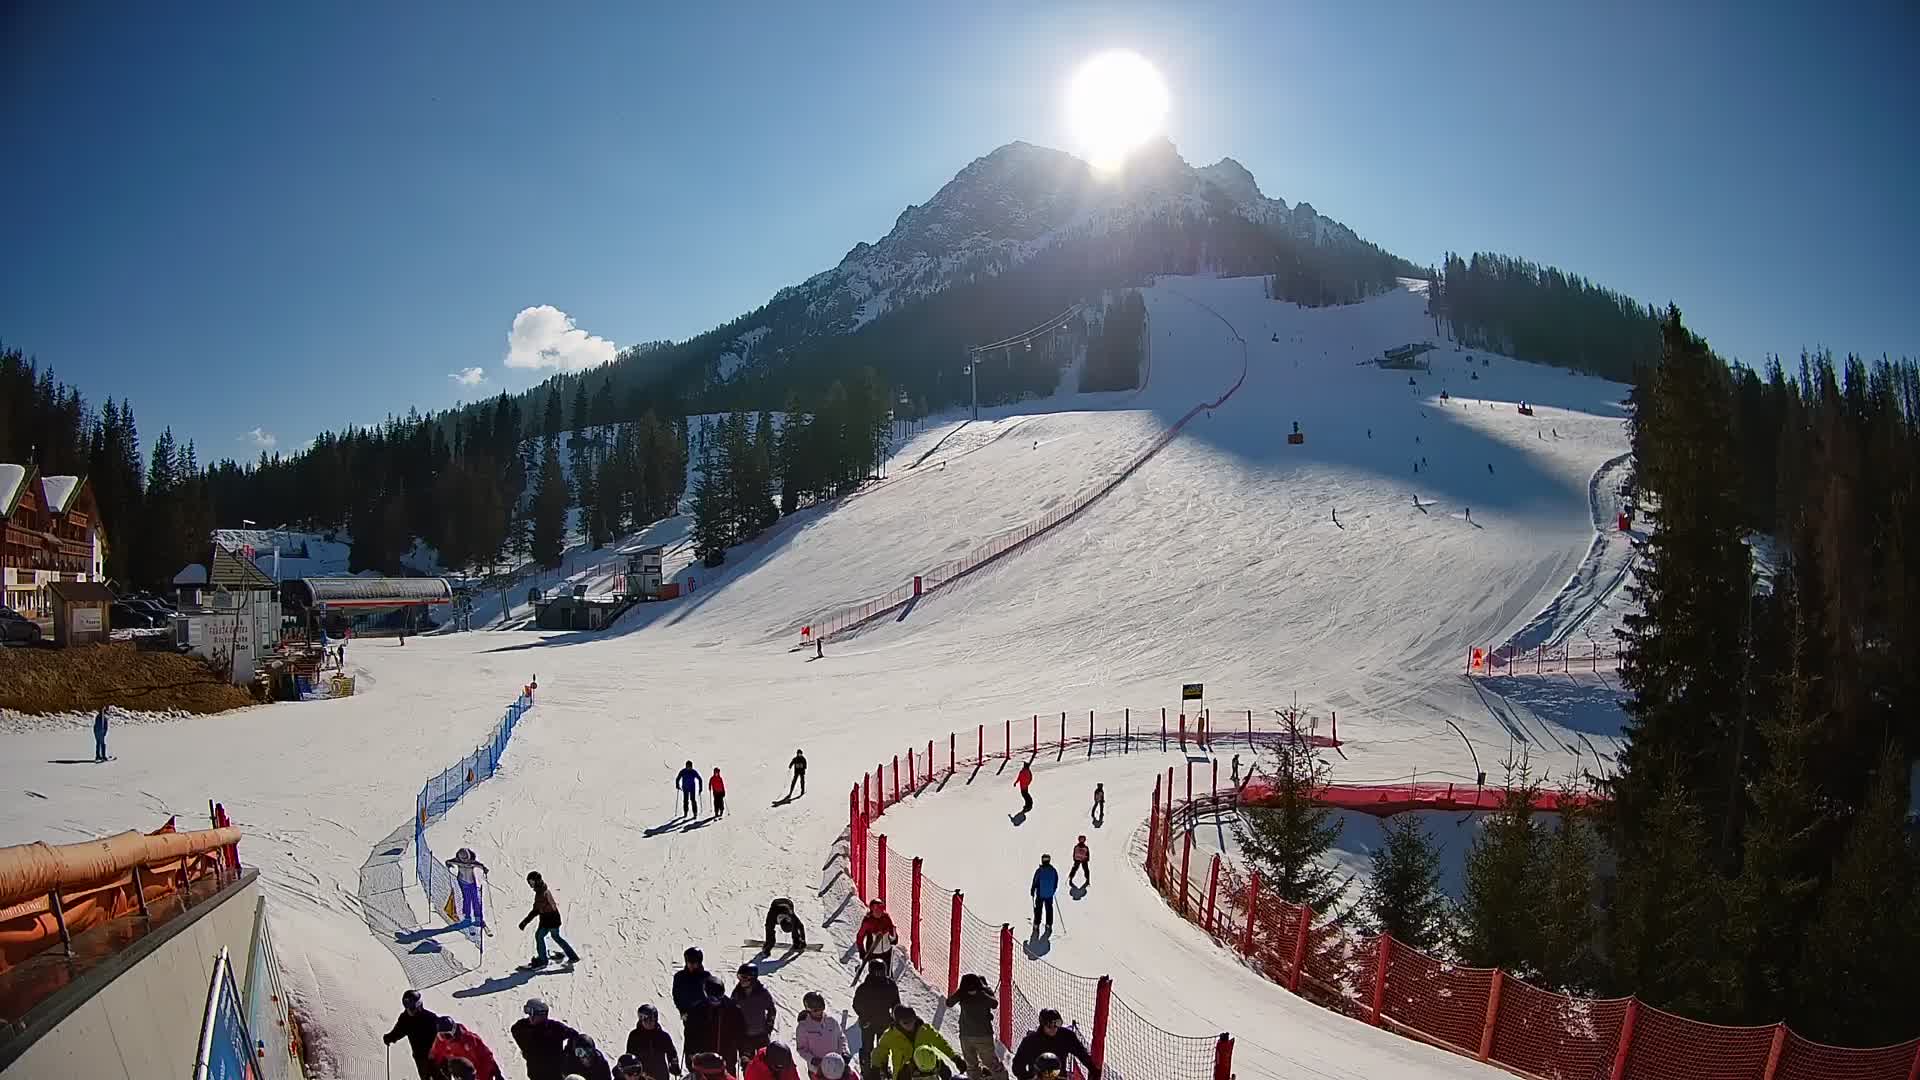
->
left=111, top=601, right=160, bottom=629
left=0, top=606, right=43, bottom=645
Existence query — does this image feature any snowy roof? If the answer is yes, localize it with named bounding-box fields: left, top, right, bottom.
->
left=174, top=563, right=210, bottom=586
left=0, top=464, right=23, bottom=514
left=209, top=546, right=278, bottom=592
left=39, top=474, right=80, bottom=512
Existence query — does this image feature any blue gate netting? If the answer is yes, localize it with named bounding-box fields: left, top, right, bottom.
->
left=413, top=692, right=533, bottom=931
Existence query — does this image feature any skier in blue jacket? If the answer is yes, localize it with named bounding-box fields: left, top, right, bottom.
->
left=676, top=761, right=704, bottom=818
left=1030, top=855, right=1059, bottom=934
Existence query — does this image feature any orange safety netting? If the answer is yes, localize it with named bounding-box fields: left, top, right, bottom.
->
left=0, top=823, right=241, bottom=975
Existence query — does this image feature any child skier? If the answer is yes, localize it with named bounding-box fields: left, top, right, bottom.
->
left=1014, top=762, right=1034, bottom=815
left=445, top=848, right=490, bottom=928
left=788, top=750, right=807, bottom=798
left=710, top=768, right=727, bottom=819
left=855, top=900, right=897, bottom=965
left=518, top=871, right=580, bottom=969
left=1068, top=837, right=1090, bottom=888
left=1090, top=784, right=1104, bottom=822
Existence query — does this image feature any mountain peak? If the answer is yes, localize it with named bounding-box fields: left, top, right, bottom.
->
left=1197, top=157, right=1267, bottom=205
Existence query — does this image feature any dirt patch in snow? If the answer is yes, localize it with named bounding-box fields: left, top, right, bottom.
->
left=0, top=641, right=255, bottom=718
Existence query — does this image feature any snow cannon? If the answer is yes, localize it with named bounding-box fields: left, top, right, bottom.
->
left=1287, top=420, right=1305, bottom=446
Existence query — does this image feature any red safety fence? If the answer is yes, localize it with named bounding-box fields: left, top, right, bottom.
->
left=1236, top=778, right=1606, bottom=817
left=1468, top=641, right=1623, bottom=676
left=1145, top=787, right=1920, bottom=1080
left=851, top=722, right=1234, bottom=1080
left=799, top=299, right=1250, bottom=648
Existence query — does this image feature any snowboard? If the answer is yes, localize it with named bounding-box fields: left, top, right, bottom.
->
left=518, top=957, right=579, bottom=972
left=741, top=939, right=824, bottom=952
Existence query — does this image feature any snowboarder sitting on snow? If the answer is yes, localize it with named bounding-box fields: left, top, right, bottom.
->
left=788, top=750, right=808, bottom=798
left=431, top=1016, right=504, bottom=1080
left=850, top=960, right=899, bottom=1067
left=446, top=847, right=490, bottom=927
left=1029, top=856, right=1058, bottom=933
left=518, top=871, right=581, bottom=968
left=1010, top=1011, right=1095, bottom=1080
left=677, top=761, right=705, bottom=817
left=855, top=900, right=897, bottom=963
left=383, top=989, right=442, bottom=1080
left=512, top=997, right=583, bottom=1080
left=570, top=1033, right=615, bottom=1080
left=745, top=1040, right=803, bottom=1080
left=794, top=991, right=848, bottom=1070
left=1014, top=762, right=1034, bottom=814
left=711, top=767, right=728, bottom=818
left=675, top=948, right=711, bottom=1019
left=943, top=974, right=999, bottom=1080
left=685, top=977, right=747, bottom=1073
left=626, top=1005, right=681, bottom=1080
left=1069, top=837, right=1090, bottom=888
left=764, top=897, right=807, bottom=952
left=871, top=1008, right=956, bottom=1080
left=734, top=963, right=778, bottom=1057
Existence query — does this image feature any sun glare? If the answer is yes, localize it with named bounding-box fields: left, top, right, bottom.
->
left=1067, top=50, right=1170, bottom=173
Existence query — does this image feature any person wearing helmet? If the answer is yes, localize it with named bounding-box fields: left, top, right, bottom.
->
left=674, top=948, right=710, bottom=1018
left=744, top=1039, right=803, bottom=1080
left=382, top=989, right=442, bottom=1079
left=870, top=1006, right=956, bottom=1079
left=854, top=900, right=896, bottom=964
left=793, top=990, right=847, bottom=1068
left=901, top=1045, right=952, bottom=1080
left=850, top=959, right=899, bottom=1064
left=684, top=976, right=747, bottom=1072
left=1029, top=856, right=1059, bottom=934
left=570, top=1033, right=614, bottom=1080
left=616, top=1054, right=650, bottom=1080
left=763, top=897, right=807, bottom=953
left=1068, top=836, right=1090, bottom=888
left=689, top=1051, right=738, bottom=1080
left=518, top=871, right=581, bottom=968
left=431, top=1016, right=503, bottom=1080
left=627, top=1003, right=681, bottom=1080
left=444, top=847, right=491, bottom=927
left=732, top=963, right=777, bottom=1056
left=512, top=997, right=585, bottom=1080
left=1029, top=1053, right=1063, bottom=1080
left=1010, top=1010, right=1094, bottom=1080
left=816, top=1051, right=856, bottom=1080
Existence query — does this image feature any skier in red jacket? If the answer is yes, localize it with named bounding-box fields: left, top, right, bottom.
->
left=431, top=1017, right=503, bottom=1080
left=855, top=900, right=897, bottom=964
left=1015, top=762, right=1035, bottom=814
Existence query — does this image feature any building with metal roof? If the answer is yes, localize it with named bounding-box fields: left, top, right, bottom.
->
left=284, top=576, right=452, bottom=610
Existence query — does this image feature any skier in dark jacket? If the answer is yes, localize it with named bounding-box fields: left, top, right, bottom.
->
left=684, top=976, right=747, bottom=1071
left=568, top=1033, right=615, bottom=1080
left=850, top=959, right=899, bottom=1067
left=943, top=973, right=1000, bottom=1078
left=627, top=1004, right=681, bottom=1080
left=382, top=989, right=442, bottom=1079
left=677, top=761, right=705, bottom=817
left=674, top=948, right=711, bottom=1018
left=1010, top=1011, right=1095, bottom=1080
left=763, top=897, right=806, bottom=952
left=733, top=963, right=778, bottom=1057
left=510, top=997, right=583, bottom=1080
left=787, top=750, right=807, bottom=798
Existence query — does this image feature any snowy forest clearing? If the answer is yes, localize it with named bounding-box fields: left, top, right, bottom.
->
left=0, top=276, right=1632, bottom=1079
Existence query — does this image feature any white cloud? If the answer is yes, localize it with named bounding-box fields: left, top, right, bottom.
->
left=450, top=366, right=487, bottom=386
left=240, top=427, right=277, bottom=451
left=505, top=305, right=617, bottom=372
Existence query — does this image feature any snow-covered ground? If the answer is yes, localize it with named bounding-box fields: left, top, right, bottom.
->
left=0, top=275, right=1633, bottom=1080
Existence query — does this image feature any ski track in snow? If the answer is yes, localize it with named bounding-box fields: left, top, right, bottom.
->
left=0, top=276, right=1633, bottom=1080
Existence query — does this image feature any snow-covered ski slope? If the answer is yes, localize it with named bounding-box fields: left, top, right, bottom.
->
left=0, top=276, right=1632, bottom=1080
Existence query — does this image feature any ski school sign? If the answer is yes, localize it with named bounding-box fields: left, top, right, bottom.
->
left=1181, top=683, right=1204, bottom=702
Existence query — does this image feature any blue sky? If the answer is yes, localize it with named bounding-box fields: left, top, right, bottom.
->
left=2, top=1, right=1914, bottom=459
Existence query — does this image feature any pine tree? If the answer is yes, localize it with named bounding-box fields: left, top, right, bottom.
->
left=1796, top=747, right=1920, bottom=1046
left=530, top=440, right=568, bottom=569
left=1607, top=776, right=1729, bottom=1018
left=1361, top=813, right=1447, bottom=951
left=1229, top=710, right=1350, bottom=911
left=1457, top=770, right=1546, bottom=973
left=690, top=443, right=731, bottom=567
left=1534, top=793, right=1599, bottom=992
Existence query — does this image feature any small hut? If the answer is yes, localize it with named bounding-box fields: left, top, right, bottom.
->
left=48, top=580, right=114, bottom=646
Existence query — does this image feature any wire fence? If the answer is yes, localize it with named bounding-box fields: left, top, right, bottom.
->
left=1146, top=786, right=1920, bottom=1080
left=799, top=299, right=1250, bottom=648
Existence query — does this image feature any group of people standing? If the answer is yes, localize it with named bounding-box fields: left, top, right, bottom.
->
left=674, top=751, right=809, bottom=820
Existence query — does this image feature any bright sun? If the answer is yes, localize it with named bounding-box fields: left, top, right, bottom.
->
left=1067, top=50, right=1170, bottom=172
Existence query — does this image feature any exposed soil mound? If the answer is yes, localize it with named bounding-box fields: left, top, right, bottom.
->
left=0, top=641, right=254, bottom=715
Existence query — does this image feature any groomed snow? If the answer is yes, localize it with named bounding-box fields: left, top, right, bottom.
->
left=0, top=276, right=1632, bottom=1080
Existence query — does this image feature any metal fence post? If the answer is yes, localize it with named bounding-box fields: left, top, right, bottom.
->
left=877, top=836, right=889, bottom=908
left=1242, top=872, right=1262, bottom=957
left=1090, top=977, right=1113, bottom=1072
left=998, top=925, right=1015, bottom=1049
left=1212, top=1034, right=1234, bottom=1080
left=948, top=892, right=964, bottom=996
left=909, top=857, right=923, bottom=969
left=1288, top=902, right=1311, bottom=991
left=1478, top=969, right=1504, bottom=1061
left=1608, top=999, right=1640, bottom=1080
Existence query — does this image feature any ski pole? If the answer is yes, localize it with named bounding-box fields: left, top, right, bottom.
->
left=385, top=1041, right=392, bottom=1080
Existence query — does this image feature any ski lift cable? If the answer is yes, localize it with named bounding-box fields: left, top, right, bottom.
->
left=969, top=304, right=1084, bottom=355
